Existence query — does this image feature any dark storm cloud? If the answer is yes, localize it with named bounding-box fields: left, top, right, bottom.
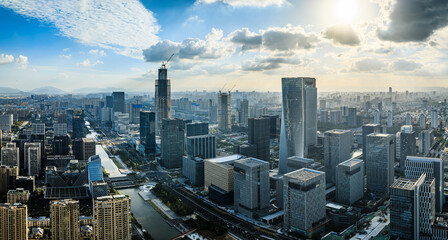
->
left=378, top=0, right=448, bottom=42
left=323, top=24, right=360, bottom=46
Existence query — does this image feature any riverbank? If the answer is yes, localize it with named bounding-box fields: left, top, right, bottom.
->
left=139, top=184, right=179, bottom=220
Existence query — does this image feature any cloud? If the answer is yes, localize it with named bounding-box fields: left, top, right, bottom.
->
left=143, top=28, right=232, bottom=62
left=352, top=58, right=386, bottom=72
left=228, top=28, right=262, bottom=50
left=88, top=49, right=106, bottom=56
left=377, top=0, right=448, bottom=42
left=242, top=56, right=301, bottom=71
left=391, top=59, right=422, bottom=71
left=0, top=0, right=159, bottom=57
left=60, top=54, right=72, bottom=59
left=77, top=59, right=103, bottom=67
left=0, top=54, right=14, bottom=65
left=262, top=26, right=319, bottom=51
left=16, top=55, right=29, bottom=69
left=323, top=24, right=360, bottom=46
left=182, top=16, right=204, bottom=27
left=195, top=0, right=286, bottom=7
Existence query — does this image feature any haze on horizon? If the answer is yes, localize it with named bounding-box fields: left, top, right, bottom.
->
left=0, top=0, right=447, bottom=92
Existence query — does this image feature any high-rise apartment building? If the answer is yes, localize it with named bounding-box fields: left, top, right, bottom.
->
left=140, top=111, right=156, bottom=157
left=72, top=109, right=84, bottom=139
left=361, top=124, right=381, bottom=160
left=50, top=199, right=80, bottom=240
left=431, top=110, right=438, bottom=128
left=419, top=129, right=434, bottom=156
left=93, top=195, right=131, bottom=240
left=238, top=99, right=249, bottom=126
left=366, top=133, right=395, bottom=194
left=420, top=113, right=426, bottom=128
left=323, top=129, right=352, bottom=184
left=279, top=77, right=317, bottom=173
left=336, top=159, right=364, bottom=205
left=112, top=92, right=125, bottom=113
left=233, top=158, right=270, bottom=217
left=161, top=119, right=185, bottom=169
left=0, top=203, right=28, bottom=240
left=347, top=107, right=357, bottom=126
left=155, top=66, right=171, bottom=136
left=218, top=91, right=231, bottom=133
left=7, top=188, right=30, bottom=205
left=74, top=138, right=96, bottom=161
left=26, top=145, right=41, bottom=177
left=208, top=99, right=218, bottom=123
left=283, top=168, right=326, bottom=234
left=1, top=143, right=20, bottom=168
left=32, top=123, right=45, bottom=135
left=0, top=114, right=13, bottom=132
left=54, top=123, right=68, bottom=137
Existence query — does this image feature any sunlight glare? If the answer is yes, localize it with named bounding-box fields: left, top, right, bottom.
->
left=334, top=0, right=358, bottom=23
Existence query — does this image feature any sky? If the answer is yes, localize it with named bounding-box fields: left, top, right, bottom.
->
left=0, top=0, right=447, bottom=92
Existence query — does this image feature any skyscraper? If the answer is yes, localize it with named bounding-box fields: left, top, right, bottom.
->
left=323, top=129, right=353, bottom=184
left=185, top=122, right=209, bottom=137
left=366, top=133, right=395, bottom=194
left=279, top=77, right=317, bottom=173
left=283, top=168, right=326, bottom=234
left=73, top=138, right=96, bottom=161
left=420, top=113, right=426, bottom=128
left=0, top=203, right=28, bottom=240
left=112, top=92, right=125, bottom=113
left=233, top=158, right=270, bottom=218
left=155, top=66, right=171, bottom=136
left=0, top=166, right=18, bottom=201
left=218, top=91, right=231, bottom=133
left=72, top=109, right=84, bottom=139
left=140, top=111, right=156, bottom=157
left=419, top=129, right=434, bottom=156
left=161, top=118, right=185, bottom=169
left=361, top=124, right=381, bottom=160
left=336, top=159, right=364, bottom=205
left=93, top=195, right=131, bottom=240
left=27, top=145, right=41, bottom=177
left=50, top=199, right=80, bottom=240
left=347, top=107, right=357, bottom=126
left=399, top=125, right=416, bottom=170
left=247, top=117, right=270, bottom=161
left=405, top=156, right=444, bottom=212
left=238, top=99, right=249, bottom=126
left=53, top=135, right=69, bottom=155
left=186, top=135, right=216, bottom=159
left=208, top=99, right=218, bottom=123
left=106, top=95, right=114, bottom=108
left=387, top=111, right=393, bottom=127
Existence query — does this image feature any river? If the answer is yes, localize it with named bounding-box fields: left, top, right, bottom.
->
left=119, top=188, right=179, bottom=240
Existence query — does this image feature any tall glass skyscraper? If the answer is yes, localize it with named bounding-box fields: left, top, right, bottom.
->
left=140, top=111, right=156, bottom=157
left=155, top=66, right=171, bottom=136
left=279, top=77, right=317, bottom=173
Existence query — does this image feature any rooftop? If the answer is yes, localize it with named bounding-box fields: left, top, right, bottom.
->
left=390, top=178, right=417, bottom=190
left=325, top=129, right=351, bottom=134
left=338, top=159, right=363, bottom=168
left=206, top=154, right=244, bottom=164
left=406, top=156, right=442, bottom=163
left=288, top=156, right=313, bottom=163
left=284, top=168, right=324, bottom=182
left=235, top=157, right=268, bottom=167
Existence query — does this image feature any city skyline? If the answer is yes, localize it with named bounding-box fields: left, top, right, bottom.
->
left=1, top=0, right=447, bottom=92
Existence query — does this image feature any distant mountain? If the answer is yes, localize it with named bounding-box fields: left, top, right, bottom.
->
left=30, top=86, right=66, bottom=95
left=0, top=87, right=23, bottom=94
left=72, top=87, right=126, bottom=94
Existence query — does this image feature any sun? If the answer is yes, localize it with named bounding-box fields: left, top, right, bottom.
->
left=334, top=0, right=358, bottom=23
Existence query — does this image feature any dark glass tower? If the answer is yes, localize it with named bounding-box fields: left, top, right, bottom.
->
left=140, top=111, right=156, bottom=158
left=155, top=66, right=171, bottom=136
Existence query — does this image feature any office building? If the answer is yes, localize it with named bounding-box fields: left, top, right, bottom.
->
left=336, top=159, right=364, bottom=205
left=366, top=133, right=395, bottom=194
left=319, top=99, right=326, bottom=109
left=161, top=119, right=185, bottom=169
left=90, top=180, right=108, bottom=199
left=387, top=111, right=393, bottom=127
left=247, top=117, right=270, bottom=161
left=27, top=145, right=41, bottom=177
left=361, top=124, right=381, bottom=160
left=283, top=168, right=326, bottom=234
left=7, top=188, right=30, bottom=205
left=93, top=195, right=131, bottom=240
left=323, top=129, right=352, bottom=184
left=262, top=115, right=280, bottom=139
left=329, top=110, right=343, bottom=125
left=53, top=135, right=69, bottom=155
left=238, top=99, right=249, bottom=126
left=50, top=199, right=80, bottom=240
left=399, top=125, right=416, bottom=170
left=186, top=135, right=216, bottom=159
left=88, top=155, right=103, bottom=183
left=347, top=107, right=357, bottom=126
left=234, top=158, right=270, bottom=217
left=113, top=112, right=129, bottom=134
left=155, top=66, right=171, bottom=136
left=218, top=91, right=231, bottom=133
left=1, top=143, right=20, bottom=167
left=406, top=113, right=412, bottom=125
left=14, top=176, right=35, bottom=193
left=131, top=104, right=142, bottom=124
left=54, top=123, right=68, bottom=137
left=73, top=138, right=96, bottom=161
left=0, top=203, right=28, bottom=240
left=319, top=110, right=328, bottom=123
left=279, top=77, right=317, bottom=173
left=186, top=122, right=209, bottom=137
left=431, top=110, right=438, bottom=128
left=112, top=92, right=125, bottom=113
left=204, top=154, right=244, bottom=193
left=0, top=114, right=13, bottom=132
left=405, top=156, right=444, bottom=212
left=419, top=129, right=434, bottom=156
left=286, top=156, right=318, bottom=172
left=390, top=174, right=434, bottom=240
left=0, top=166, right=19, bottom=200
left=72, top=109, right=84, bottom=139
left=182, top=157, right=204, bottom=186
left=140, top=111, right=156, bottom=157
left=106, top=95, right=114, bottom=108
left=32, top=123, right=45, bottom=135
left=373, top=110, right=380, bottom=124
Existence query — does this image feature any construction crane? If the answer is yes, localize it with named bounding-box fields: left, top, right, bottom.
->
left=161, top=53, right=174, bottom=69
left=229, top=84, right=236, bottom=92
left=219, top=83, right=227, bottom=92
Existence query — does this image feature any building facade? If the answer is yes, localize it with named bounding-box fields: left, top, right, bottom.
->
left=323, top=129, right=352, bottom=184
left=365, top=133, right=395, bottom=194
left=155, top=66, right=171, bottom=136
left=336, top=159, right=364, bottom=205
